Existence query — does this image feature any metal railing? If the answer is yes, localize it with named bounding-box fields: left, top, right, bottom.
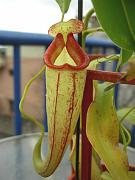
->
left=0, top=30, right=120, bottom=135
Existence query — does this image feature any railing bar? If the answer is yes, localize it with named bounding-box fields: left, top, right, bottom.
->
left=0, top=30, right=116, bottom=47
left=130, top=126, right=135, bottom=146
left=114, top=48, right=120, bottom=109
left=13, top=45, right=22, bottom=135
left=100, top=47, right=106, bottom=71
left=87, top=46, right=93, bottom=54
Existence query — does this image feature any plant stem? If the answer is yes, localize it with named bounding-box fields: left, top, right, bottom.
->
left=83, top=27, right=104, bottom=36
left=87, top=70, right=135, bottom=85
left=82, top=8, right=95, bottom=50
left=104, top=73, right=125, bottom=92
left=84, top=8, right=95, bottom=30
left=61, top=13, right=64, bottom=22
left=82, top=27, right=103, bottom=49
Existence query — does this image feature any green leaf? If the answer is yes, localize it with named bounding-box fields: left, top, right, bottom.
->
left=117, top=49, right=133, bottom=70
left=91, top=0, right=135, bottom=51
left=86, top=83, right=130, bottom=180
left=117, top=107, right=135, bottom=125
left=55, top=0, right=71, bottom=14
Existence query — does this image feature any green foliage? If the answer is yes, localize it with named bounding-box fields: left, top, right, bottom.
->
left=91, top=0, right=135, bottom=51
left=20, top=1, right=135, bottom=179
left=86, top=83, right=129, bottom=180
left=55, top=0, right=71, bottom=17
left=117, top=107, right=135, bottom=124
left=83, top=8, right=95, bottom=30
left=117, top=49, right=133, bottom=70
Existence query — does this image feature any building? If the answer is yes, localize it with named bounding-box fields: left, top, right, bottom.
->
left=0, top=46, right=46, bottom=136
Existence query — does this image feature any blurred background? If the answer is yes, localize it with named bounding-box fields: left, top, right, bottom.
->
left=0, top=0, right=135, bottom=140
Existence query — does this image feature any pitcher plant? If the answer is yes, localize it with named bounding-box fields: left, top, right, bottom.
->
left=19, top=0, right=135, bottom=179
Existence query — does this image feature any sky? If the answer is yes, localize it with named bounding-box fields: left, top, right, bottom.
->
left=0, top=0, right=92, bottom=34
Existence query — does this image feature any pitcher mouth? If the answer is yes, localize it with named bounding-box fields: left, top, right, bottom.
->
left=44, top=33, right=90, bottom=71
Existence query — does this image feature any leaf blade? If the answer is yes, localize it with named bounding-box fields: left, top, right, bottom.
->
left=86, top=83, right=130, bottom=180
left=55, top=0, right=71, bottom=14
left=91, top=0, right=135, bottom=50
